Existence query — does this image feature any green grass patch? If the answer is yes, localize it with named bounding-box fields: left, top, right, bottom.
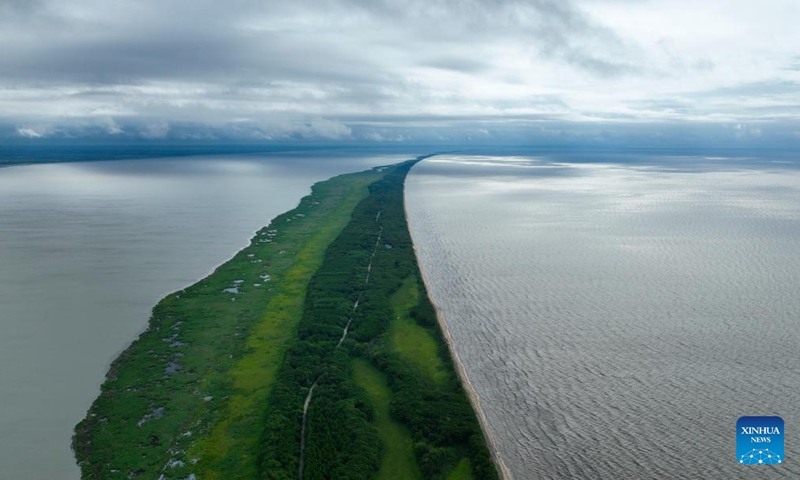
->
left=390, top=317, right=449, bottom=385
left=389, top=276, right=448, bottom=385
left=353, top=358, right=422, bottom=480
left=446, top=458, right=474, bottom=480
left=389, top=274, right=420, bottom=312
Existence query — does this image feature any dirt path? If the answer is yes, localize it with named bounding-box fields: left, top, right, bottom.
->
left=298, top=382, right=318, bottom=480
left=299, top=217, right=383, bottom=478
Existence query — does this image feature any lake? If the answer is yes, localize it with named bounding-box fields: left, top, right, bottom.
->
left=406, top=152, right=800, bottom=479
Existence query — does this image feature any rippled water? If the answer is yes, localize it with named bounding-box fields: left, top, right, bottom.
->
left=0, top=152, right=406, bottom=480
left=405, top=153, right=800, bottom=479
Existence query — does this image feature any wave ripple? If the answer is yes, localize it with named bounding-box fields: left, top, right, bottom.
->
left=405, top=154, right=800, bottom=479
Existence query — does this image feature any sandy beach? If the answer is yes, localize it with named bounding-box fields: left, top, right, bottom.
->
left=404, top=177, right=513, bottom=480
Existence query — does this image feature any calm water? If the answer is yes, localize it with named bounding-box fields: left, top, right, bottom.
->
left=0, top=152, right=407, bottom=479
left=406, top=153, right=800, bottom=479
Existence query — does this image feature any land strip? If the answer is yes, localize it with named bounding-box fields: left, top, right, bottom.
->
left=74, top=156, right=499, bottom=480
left=73, top=167, right=383, bottom=479
left=259, top=158, right=498, bottom=479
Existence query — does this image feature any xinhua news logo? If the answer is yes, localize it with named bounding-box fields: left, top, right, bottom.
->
left=737, top=416, right=784, bottom=465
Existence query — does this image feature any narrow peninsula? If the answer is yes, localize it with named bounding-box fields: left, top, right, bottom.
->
left=74, top=157, right=499, bottom=480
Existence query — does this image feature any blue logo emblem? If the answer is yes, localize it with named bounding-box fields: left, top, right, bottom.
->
left=737, top=416, right=784, bottom=465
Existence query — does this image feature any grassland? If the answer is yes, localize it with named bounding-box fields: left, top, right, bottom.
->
left=352, top=358, right=422, bottom=480
left=73, top=167, right=384, bottom=479
left=447, top=459, right=474, bottom=480
left=389, top=276, right=449, bottom=385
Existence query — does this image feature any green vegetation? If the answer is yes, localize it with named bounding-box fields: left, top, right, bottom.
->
left=389, top=276, right=448, bottom=385
left=74, top=156, right=499, bottom=480
left=259, top=160, right=497, bottom=480
left=352, top=358, right=422, bottom=480
left=73, top=168, right=383, bottom=479
left=446, top=459, right=474, bottom=480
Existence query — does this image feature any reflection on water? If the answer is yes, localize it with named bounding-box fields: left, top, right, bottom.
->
left=0, top=153, right=406, bottom=480
left=406, top=153, right=800, bottom=479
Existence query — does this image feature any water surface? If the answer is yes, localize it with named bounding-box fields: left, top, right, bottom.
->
left=0, top=152, right=406, bottom=479
left=406, top=153, right=800, bottom=479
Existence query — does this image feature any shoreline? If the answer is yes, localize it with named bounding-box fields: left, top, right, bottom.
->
left=256, top=157, right=499, bottom=478
left=75, top=162, right=397, bottom=411
left=73, top=167, right=384, bottom=478
left=72, top=157, right=502, bottom=478
left=73, top=172, right=350, bottom=447
left=403, top=167, right=513, bottom=480
left=0, top=145, right=425, bottom=170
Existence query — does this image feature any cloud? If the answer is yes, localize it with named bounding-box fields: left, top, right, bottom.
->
left=100, top=117, right=124, bottom=135
left=785, top=57, right=800, bottom=71
left=0, top=0, right=798, bottom=144
left=734, top=123, right=763, bottom=140
left=139, top=121, right=170, bottom=139
left=16, top=127, right=45, bottom=138
left=299, top=118, right=352, bottom=140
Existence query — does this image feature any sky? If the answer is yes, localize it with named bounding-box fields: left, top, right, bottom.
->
left=1, top=0, right=800, bottom=146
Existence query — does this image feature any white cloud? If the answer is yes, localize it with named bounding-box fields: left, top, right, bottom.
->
left=0, top=0, right=799, bottom=141
left=16, top=127, right=44, bottom=138
left=100, top=117, right=123, bottom=135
